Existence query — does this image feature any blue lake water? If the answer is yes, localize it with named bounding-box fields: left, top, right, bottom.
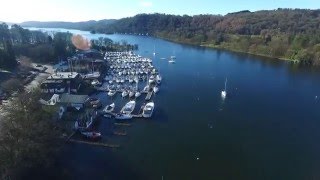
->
left=27, top=28, right=320, bottom=180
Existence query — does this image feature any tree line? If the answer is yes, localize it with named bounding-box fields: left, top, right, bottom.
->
left=87, top=9, right=320, bottom=65
left=0, top=23, right=78, bottom=70
left=0, top=23, right=140, bottom=71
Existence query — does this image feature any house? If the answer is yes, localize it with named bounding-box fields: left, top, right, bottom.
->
left=40, top=72, right=82, bottom=93
left=59, top=93, right=89, bottom=110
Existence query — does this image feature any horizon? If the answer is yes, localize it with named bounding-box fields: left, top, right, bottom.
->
left=0, top=0, right=319, bottom=23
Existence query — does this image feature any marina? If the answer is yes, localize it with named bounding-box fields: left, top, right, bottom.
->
left=50, top=50, right=160, bottom=151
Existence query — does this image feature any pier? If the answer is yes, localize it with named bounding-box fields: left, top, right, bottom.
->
left=113, top=131, right=127, bottom=136
left=145, top=91, right=153, bottom=100
left=114, top=122, right=131, bottom=126
left=68, top=139, right=120, bottom=148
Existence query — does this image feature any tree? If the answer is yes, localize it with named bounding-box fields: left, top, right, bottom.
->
left=0, top=78, right=23, bottom=94
left=0, top=89, right=62, bottom=179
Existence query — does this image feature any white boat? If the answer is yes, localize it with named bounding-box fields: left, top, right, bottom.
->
left=170, top=55, right=176, bottom=59
left=153, top=86, right=159, bottom=93
left=74, top=117, right=93, bottom=131
left=221, top=78, right=227, bottom=99
left=115, top=113, right=132, bottom=120
left=135, top=91, right=141, bottom=98
left=103, top=103, right=115, bottom=113
left=129, top=90, right=135, bottom=98
left=122, top=90, right=128, bottom=98
left=168, top=59, right=175, bottom=63
left=149, top=75, right=155, bottom=84
left=108, top=90, right=116, bottom=96
left=81, top=131, right=101, bottom=139
left=91, top=79, right=101, bottom=86
left=153, top=45, right=156, bottom=56
left=143, top=85, right=150, bottom=92
left=142, top=102, right=155, bottom=118
left=120, top=100, right=136, bottom=114
left=85, top=72, right=101, bottom=79
left=134, top=76, right=139, bottom=83
left=156, top=74, right=162, bottom=84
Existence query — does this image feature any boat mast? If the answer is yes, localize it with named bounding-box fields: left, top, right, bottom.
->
left=224, top=78, right=227, bottom=91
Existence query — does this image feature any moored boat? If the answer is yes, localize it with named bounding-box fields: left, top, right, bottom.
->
left=108, top=90, right=116, bottom=96
left=153, top=86, right=159, bottom=93
left=142, top=102, right=155, bottom=118
left=148, top=75, right=155, bottom=84
left=135, top=91, right=141, bottom=98
left=80, top=131, right=101, bottom=139
left=103, top=103, right=115, bottom=113
left=129, top=90, right=135, bottom=98
left=156, top=74, right=162, bottom=84
left=122, top=90, right=128, bottom=98
left=120, top=100, right=136, bottom=114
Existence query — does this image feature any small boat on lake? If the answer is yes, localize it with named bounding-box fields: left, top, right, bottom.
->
left=143, top=85, right=150, bottom=92
left=221, top=78, right=227, bottom=99
left=81, top=131, right=101, bottom=140
left=103, top=103, right=115, bottom=113
left=135, top=91, right=141, bottom=98
left=142, top=102, right=155, bottom=118
left=153, top=86, right=159, bottom=93
left=74, top=117, right=93, bottom=131
left=120, top=100, right=136, bottom=114
left=149, top=75, right=155, bottom=84
left=168, top=58, right=175, bottom=63
left=122, top=90, right=128, bottom=98
left=156, top=74, right=162, bottom=84
left=91, top=79, right=101, bottom=86
left=108, top=90, right=116, bottom=96
left=129, top=90, right=135, bottom=98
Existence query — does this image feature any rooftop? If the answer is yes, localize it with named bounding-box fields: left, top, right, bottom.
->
left=59, top=94, right=89, bottom=104
left=47, top=72, right=79, bottom=80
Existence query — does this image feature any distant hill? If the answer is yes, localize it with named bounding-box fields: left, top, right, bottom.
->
left=0, top=21, right=14, bottom=26
left=19, top=19, right=116, bottom=30
left=87, top=9, right=320, bottom=66
left=13, top=9, right=320, bottom=65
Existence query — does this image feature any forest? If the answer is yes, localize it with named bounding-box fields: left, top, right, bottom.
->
left=85, top=9, right=320, bottom=65
left=0, top=23, right=136, bottom=71
left=0, top=23, right=77, bottom=70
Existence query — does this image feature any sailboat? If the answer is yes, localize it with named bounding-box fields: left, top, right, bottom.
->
left=153, top=45, right=156, bottom=56
left=221, top=78, right=227, bottom=99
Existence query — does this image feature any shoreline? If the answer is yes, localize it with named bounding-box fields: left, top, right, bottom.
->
left=154, top=34, right=300, bottom=64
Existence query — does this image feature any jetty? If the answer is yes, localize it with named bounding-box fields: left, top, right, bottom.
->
left=68, top=139, right=120, bottom=148
left=114, top=122, right=131, bottom=126
left=145, top=91, right=153, bottom=100
left=113, top=131, right=127, bottom=136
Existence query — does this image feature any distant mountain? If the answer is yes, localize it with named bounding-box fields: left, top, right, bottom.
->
left=13, top=9, right=320, bottom=65
left=19, top=19, right=116, bottom=30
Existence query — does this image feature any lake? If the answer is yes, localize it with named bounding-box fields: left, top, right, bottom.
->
left=28, top=28, right=320, bottom=180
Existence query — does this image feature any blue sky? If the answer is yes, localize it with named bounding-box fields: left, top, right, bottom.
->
left=0, top=0, right=318, bottom=23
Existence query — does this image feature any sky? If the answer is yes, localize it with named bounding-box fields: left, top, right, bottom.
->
left=0, top=0, right=319, bottom=23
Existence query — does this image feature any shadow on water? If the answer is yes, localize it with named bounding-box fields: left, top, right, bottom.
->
left=55, top=144, right=145, bottom=180
left=153, top=106, right=169, bottom=123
